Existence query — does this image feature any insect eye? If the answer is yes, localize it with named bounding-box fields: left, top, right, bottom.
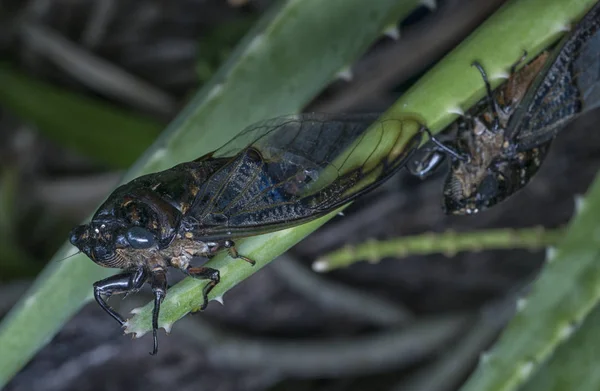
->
left=69, top=225, right=86, bottom=247
left=126, top=227, right=156, bottom=249
left=477, top=174, right=499, bottom=200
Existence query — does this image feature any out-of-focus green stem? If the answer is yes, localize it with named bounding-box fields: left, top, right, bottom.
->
left=312, top=227, right=563, bottom=272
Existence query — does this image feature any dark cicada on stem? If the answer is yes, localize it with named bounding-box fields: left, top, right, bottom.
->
left=69, top=113, right=426, bottom=355
left=411, top=1, right=600, bottom=214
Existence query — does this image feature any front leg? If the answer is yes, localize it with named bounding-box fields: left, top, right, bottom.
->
left=93, top=267, right=147, bottom=326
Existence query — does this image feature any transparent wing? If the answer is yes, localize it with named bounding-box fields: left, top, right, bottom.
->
left=508, top=2, right=600, bottom=150
left=183, top=113, right=424, bottom=239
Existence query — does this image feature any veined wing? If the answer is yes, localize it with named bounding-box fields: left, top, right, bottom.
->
left=508, top=2, right=600, bottom=150
left=183, top=113, right=424, bottom=239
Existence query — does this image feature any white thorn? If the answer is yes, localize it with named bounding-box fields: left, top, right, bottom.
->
left=133, top=329, right=148, bottom=339
left=519, top=361, right=534, bottom=379
left=206, top=83, right=223, bottom=101
left=574, top=195, right=585, bottom=213
left=23, top=296, right=36, bottom=309
left=383, top=25, right=400, bottom=40
left=558, top=323, right=575, bottom=340
left=546, top=247, right=557, bottom=263
left=163, top=323, right=173, bottom=334
left=312, top=260, right=329, bottom=272
left=130, top=306, right=145, bottom=315
left=480, top=352, right=491, bottom=365
left=495, top=70, right=510, bottom=80
left=555, top=22, right=571, bottom=33
left=420, top=0, right=437, bottom=11
left=337, top=211, right=345, bottom=217
left=213, top=295, right=225, bottom=305
left=516, top=297, right=527, bottom=312
left=447, top=107, right=464, bottom=116
left=336, top=67, right=353, bottom=82
left=148, top=147, right=167, bottom=163
left=247, top=34, right=264, bottom=52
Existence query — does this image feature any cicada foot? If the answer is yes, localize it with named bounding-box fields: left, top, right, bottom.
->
left=185, top=266, right=221, bottom=311
left=149, top=269, right=167, bottom=356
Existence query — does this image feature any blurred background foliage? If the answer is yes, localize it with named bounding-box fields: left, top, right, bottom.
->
left=0, top=0, right=599, bottom=391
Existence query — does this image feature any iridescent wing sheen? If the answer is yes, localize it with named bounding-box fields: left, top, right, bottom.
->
left=507, top=2, right=600, bottom=150
left=183, top=113, right=424, bottom=239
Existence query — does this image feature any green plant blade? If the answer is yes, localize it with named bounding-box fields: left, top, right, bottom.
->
left=0, top=64, right=162, bottom=169
left=521, top=301, right=600, bottom=391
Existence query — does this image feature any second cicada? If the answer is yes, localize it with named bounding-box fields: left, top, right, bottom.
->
left=411, top=1, right=600, bottom=214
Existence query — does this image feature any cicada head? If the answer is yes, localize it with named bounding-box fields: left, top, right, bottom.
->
left=443, top=141, right=552, bottom=215
left=70, top=178, right=183, bottom=268
left=443, top=164, right=511, bottom=215
left=69, top=220, right=131, bottom=268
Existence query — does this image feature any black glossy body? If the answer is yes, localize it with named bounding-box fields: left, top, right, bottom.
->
left=69, top=113, right=424, bottom=354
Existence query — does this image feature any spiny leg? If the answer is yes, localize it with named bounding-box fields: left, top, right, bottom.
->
left=93, top=268, right=147, bottom=326
left=185, top=266, right=220, bottom=311
left=188, top=240, right=255, bottom=311
left=149, top=269, right=167, bottom=356
left=471, top=61, right=500, bottom=132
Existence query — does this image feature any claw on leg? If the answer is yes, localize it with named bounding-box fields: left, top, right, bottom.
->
left=186, top=266, right=220, bottom=311
left=149, top=269, right=167, bottom=356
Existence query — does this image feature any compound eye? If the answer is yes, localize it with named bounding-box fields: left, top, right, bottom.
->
left=477, top=174, right=499, bottom=201
left=69, top=225, right=86, bottom=247
left=126, top=226, right=156, bottom=249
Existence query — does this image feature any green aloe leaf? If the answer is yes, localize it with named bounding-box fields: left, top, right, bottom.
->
left=0, top=64, right=162, bottom=169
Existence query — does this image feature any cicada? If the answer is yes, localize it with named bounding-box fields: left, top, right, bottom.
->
left=411, top=1, right=600, bottom=214
left=69, top=113, right=425, bottom=354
